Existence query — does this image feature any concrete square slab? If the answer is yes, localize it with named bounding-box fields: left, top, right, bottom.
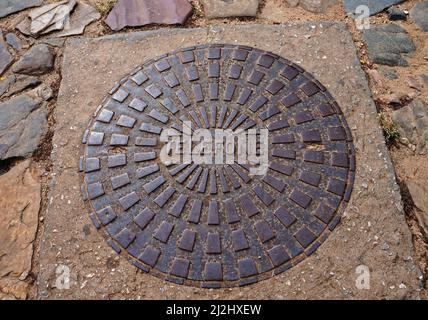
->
left=38, top=23, right=422, bottom=299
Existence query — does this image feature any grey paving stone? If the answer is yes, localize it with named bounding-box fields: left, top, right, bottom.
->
left=0, top=30, right=13, bottom=76
left=410, top=1, right=428, bottom=32
left=0, top=74, right=41, bottom=98
left=0, top=94, right=47, bottom=160
left=392, top=99, right=428, bottom=154
left=0, top=75, right=16, bottom=96
left=12, top=44, right=55, bottom=75
left=343, top=0, right=404, bottom=16
left=201, top=0, right=260, bottom=18
left=5, top=33, right=23, bottom=52
left=0, top=0, right=42, bottom=18
left=299, top=0, right=338, bottom=13
left=363, top=24, right=415, bottom=66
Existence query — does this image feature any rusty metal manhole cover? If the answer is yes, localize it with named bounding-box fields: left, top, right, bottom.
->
left=79, top=44, right=355, bottom=288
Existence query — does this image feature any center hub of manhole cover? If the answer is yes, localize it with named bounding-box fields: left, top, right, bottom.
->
left=79, top=44, right=355, bottom=288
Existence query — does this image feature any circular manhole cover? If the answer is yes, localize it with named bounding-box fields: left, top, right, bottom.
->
left=79, top=44, right=355, bottom=288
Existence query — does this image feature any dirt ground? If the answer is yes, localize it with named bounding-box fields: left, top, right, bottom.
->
left=0, top=0, right=427, bottom=299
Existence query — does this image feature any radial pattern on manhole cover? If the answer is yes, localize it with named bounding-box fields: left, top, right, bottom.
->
left=79, top=44, right=355, bottom=288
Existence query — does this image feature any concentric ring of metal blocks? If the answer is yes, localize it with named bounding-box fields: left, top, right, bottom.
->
left=79, top=44, right=355, bottom=288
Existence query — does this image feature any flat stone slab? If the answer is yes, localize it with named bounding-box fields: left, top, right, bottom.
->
left=363, top=24, right=415, bottom=67
left=0, top=30, right=13, bottom=76
left=392, top=99, right=428, bottom=155
left=343, top=0, right=404, bottom=16
left=16, top=1, right=101, bottom=37
left=5, top=33, right=23, bottom=52
left=0, top=160, right=41, bottom=300
left=0, top=0, right=42, bottom=18
left=55, top=2, right=101, bottom=37
left=12, top=44, right=55, bottom=76
left=38, top=23, right=421, bottom=299
left=299, top=0, right=339, bottom=13
left=0, top=94, right=47, bottom=160
left=0, top=74, right=41, bottom=98
left=410, top=1, right=428, bottom=32
left=106, top=0, right=193, bottom=31
left=201, top=0, right=260, bottom=18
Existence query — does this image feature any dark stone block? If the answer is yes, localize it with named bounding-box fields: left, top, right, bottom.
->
left=204, top=262, right=222, bottom=281
left=238, top=258, right=258, bottom=278
left=206, top=232, right=221, bottom=254
left=170, top=258, right=190, bottom=278
left=114, top=228, right=136, bottom=248
left=119, top=192, right=140, bottom=210
left=154, top=221, right=174, bottom=243
left=294, top=227, right=317, bottom=248
left=139, top=246, right=160, bottom=267
left=289, top=189, right=312, bottom=208
left=255, top=220, right=275, bottom=243
left=275, top=206, right=296, bottom=227
left=232, top=229, right=249, bottom=252
left=134, top=208, right=155, bottom=229
left=268, top=245, right=291, bottom=266
left=179, top=229, right=196, bottom=252
left=87, top=182, right=104, bottom=199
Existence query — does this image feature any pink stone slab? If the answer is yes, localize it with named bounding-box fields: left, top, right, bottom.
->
left=106, top=0, right=193, bottom=31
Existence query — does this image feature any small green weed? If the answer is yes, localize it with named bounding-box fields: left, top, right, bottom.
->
left=380, top=115, right=400, bottom=145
